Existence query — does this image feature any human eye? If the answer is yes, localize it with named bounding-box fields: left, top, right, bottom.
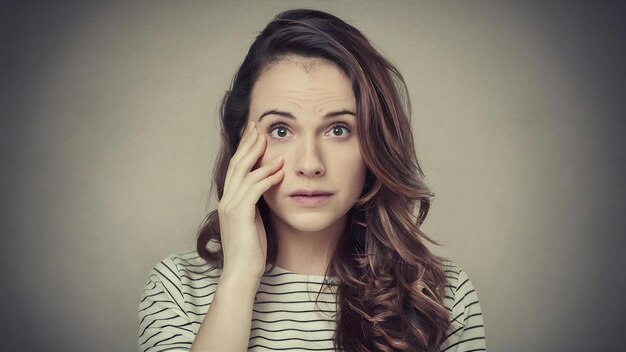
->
left=324, top=122, right=352, bottom=139
left=267, top=122, right=294, bottom=139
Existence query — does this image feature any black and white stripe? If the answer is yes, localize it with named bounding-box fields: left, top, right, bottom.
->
left=138, top=250, right=485, bottom=351
left=440, top=261, right=486, bottom=351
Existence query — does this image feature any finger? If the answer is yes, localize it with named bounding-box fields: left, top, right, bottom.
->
left=225, top=132, right=266, bottom=197
left=242, top=168, right=284, bottom=206
left=224, top=130, right=263, bottom=196
left=224, top=122, right=259, bottom=193
left=239, top=119, right=254, bottom=139
left=237, top=132, right=268, bottom=173
left=240, top=120, right=259, bottom=147
left=230, top=155, right=283, bottom=206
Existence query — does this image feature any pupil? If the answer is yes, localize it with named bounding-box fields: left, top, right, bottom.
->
left=278, top=128, right=287, bottom=137
left=333, top=127, right=343, bottom=136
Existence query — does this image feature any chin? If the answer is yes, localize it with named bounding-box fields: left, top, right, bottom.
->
left=277, top=210, right=342, bottom=233
left=264, top=195, right=349, bottom=233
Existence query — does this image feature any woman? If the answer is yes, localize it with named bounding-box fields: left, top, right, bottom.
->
left=138, top=9, right=485, bottom=352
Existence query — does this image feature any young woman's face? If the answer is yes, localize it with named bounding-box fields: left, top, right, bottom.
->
left=248, top=57, right=366, bottom=233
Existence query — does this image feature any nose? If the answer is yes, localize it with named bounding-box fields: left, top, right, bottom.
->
left=294, top=137, right=325, bottom=177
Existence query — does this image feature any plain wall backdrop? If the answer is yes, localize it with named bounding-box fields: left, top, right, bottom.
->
left=1, top=1, right=624, bottom=351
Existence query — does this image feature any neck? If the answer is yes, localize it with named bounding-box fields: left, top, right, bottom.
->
left=270, top=214, right=346, bottom=276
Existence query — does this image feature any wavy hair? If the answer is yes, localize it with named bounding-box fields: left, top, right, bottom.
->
left=197, top=9, right=451, bottom=351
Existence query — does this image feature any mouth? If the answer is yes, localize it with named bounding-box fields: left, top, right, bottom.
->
left=289, top=193, right=333, bottom=207
left=289, top=189, right=333, bottom=197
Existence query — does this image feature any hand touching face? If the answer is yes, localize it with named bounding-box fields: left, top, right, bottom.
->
left=248, top=57, right=366, bottom=233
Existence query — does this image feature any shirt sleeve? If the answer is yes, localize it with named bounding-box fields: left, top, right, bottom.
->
left=138, top=256, right=195, bottom=352
left=440, top=268, right=486, bottom=352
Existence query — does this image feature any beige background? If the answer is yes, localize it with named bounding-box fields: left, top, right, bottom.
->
left=1, top=1, right=624, bottom=351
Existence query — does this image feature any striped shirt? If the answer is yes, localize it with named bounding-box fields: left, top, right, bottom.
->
left=138, top=250, right=486, bottom=351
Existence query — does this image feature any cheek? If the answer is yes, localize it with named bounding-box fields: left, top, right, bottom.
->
left=351, top=163, right=367, bottom=187
left=255, top=142, right=282, bottom=169
left=351, top=156, right=367, bottom=186
left=334, top=152, right=366, bottom=182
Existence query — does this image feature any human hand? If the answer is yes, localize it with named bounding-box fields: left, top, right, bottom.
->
left=217, top=120, right=284, bottom=280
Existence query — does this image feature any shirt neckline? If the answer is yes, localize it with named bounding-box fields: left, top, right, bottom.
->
left=267, top=264, right=337, bottom=282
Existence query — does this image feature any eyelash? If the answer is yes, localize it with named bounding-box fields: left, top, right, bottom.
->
left=267, top=122, right=352, bottom=139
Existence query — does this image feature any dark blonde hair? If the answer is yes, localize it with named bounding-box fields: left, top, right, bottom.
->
left=197, top=9, right=450, bottom=351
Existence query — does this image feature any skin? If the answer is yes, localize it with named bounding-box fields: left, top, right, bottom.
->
left=190, top=56, right=367, bottom=351
left=248, top=56, right=367, bottom=275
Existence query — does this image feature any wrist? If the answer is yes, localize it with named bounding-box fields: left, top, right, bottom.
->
left=218, top=270, right=261, bottom=296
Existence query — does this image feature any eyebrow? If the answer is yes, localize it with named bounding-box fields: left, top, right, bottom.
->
left=257, top=109, right=356, bottom=122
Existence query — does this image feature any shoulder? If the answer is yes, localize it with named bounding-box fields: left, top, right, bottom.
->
left=441, top=258, right=463, bottom=286
left=165, top=250, right=216, bottom=273
left=439, top=258, right=482, bottom=317
left=148, top=249, right=221, bottom=283
left=138, top=250, right=214, bottom=351
left=440, top=258, right=474, bottom=295
left=439, top=258, right=486, bottom=351
left=139, top=250, right=222, bottom=321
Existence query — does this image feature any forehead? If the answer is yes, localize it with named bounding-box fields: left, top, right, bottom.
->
left=249, top=57, right=356, bottom=117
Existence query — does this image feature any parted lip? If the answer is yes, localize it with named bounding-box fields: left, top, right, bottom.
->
left=289, top=189, right=333, bottom=197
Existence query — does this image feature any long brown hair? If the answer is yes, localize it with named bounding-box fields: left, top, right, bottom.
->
left=197, top=9, right=450, bottom=351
